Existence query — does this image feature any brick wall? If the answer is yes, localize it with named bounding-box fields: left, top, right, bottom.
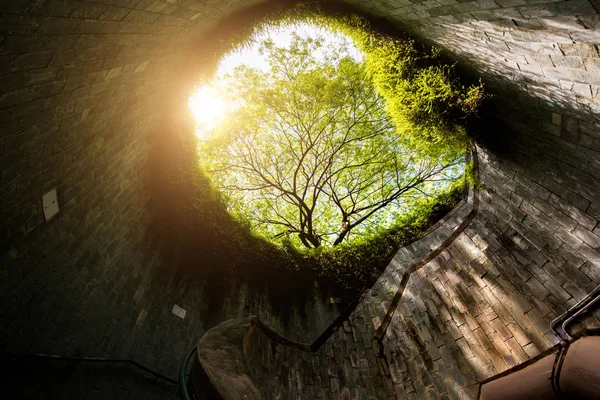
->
left=2, top=0, right=600, bottom=398
left=347, top=0, right=600, bottom=115
left=0, top=1, right=248, bottom=254
left=205, top=139, right=600, bottom=400
left=0, top=2, right=344, bottom=397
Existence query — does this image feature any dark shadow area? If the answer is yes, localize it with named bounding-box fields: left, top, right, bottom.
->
left=407, top=13, right=600, bottom=158
left=142, top=0, right=470, bottom=341
left=0, top=356, right=177, bottom=400
left=143, top=76, right=338, bottom=340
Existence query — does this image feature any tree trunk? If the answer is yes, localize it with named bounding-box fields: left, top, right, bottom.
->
left=333, top=229, right=349, bottom=246
left=299, top=232, right=321, bottom=248
left=299, top=233, right=312, bottom=248
left=306, top=233, right=321, bottom=248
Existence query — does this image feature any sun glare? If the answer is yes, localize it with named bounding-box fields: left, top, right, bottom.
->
left=188, top=23, right=362, bottom=138
left=188, top=85, right=227, bottom=134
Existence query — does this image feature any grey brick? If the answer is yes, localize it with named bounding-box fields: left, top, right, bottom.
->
left=573, top=226, right=600, bottom=248
left=558, top=43, right=600, bottom=58
left=548, top=193, right=596, bottom=229
left=0, top=82, right=54, bottom=109
left=0, top=15, right=44, bottom=35
left=99, top=7, right=132, bottom=21
left=588, top=203, right=600, bottom=220
left=0, top=34, right=79, bottom=54
left=581, top=261, right=600, bottom=284
left=11, top=51, right=54, bottom=73
left=517, top=0, right=596, bottom=19
left=123, top=9, right=161, bottom=24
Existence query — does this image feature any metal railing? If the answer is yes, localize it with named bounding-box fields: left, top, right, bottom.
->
left=551, top=284, right=600, bottom=343
left=179, top=342, right=198, bottom=400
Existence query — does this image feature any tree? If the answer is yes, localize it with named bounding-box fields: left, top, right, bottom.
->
left=200, top=31, right=463, bottom=248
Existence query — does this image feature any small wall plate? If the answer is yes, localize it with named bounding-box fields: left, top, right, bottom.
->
left=172, top=304, right=187, bottom=320
left=42, top=188, right=59, bottom=222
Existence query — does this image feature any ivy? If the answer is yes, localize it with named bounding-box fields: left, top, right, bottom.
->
left=159, top=2, right=483, bottom=296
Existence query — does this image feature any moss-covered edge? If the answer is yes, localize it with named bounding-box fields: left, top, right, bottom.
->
left=194, top=1, right=484, bottom=157
left=154, top=1, right=482, bottom=298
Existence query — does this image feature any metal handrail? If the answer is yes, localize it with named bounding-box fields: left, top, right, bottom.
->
left=1, top=341, right=202, bottom=400
left=551, top=284, right=600, bottom=342
left=0, top=351, right=179, bottom=386
left=179, top=341, right=199, bottom=400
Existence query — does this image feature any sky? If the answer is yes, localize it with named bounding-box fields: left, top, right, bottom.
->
left=189, top=22, right=363, bottom=132
left=215, top=22, right=362, bottom=77
left=188, top=22, right=465, bottom=241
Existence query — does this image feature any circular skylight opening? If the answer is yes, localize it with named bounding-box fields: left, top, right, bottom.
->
left=188, top=20, right=466, bottom=249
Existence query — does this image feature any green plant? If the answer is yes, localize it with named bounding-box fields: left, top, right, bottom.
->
left=261, top=5, right=485, bottom=157
left=158, top=2, right=483, bottom=295
left=465, top=160, right=483, bottom=189
left=200, top=32, right=465, bottom=249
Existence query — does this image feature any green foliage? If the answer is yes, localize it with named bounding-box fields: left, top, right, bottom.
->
left=357, top=40, right=480, bottom=156
left=156, top=134, right=464, bottom=295
left=165, top=3, right=481, bottom=295
left=465, top=160, right=483, bottom=189
left=283, top=183, right=465, bottom=291
left=194, top=4, right=484, bottom=157
left=199, top=31, right=465, bottom=249
left=254, top=5, right=484, bottom=158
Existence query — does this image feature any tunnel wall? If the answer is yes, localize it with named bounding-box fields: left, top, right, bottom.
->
left=243, top=2, right=600, bottom=397
left=189, top=2, right=600, bottom=398
left=0, top=0, right=196, bottom=378
left=195, top=140, right=600, bottom=400
left=0, top=1, right=344, bottom=390
left=1, top=1, right=600, bottom=399
left=196, top=133, right=600, bottom=400
left=0, top=0, right=194, bottom=356
left=349, top=1, right=600, bottom=234
left=350, top=0, right=600, bottom=115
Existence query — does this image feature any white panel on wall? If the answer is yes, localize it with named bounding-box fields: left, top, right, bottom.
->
left=42, top=189, right=59, bottom=222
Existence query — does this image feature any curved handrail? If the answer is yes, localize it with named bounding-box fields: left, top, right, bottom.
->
left=179, top=145, right=480, bottom=399
left=479, top=336, right=600, bottom=400
left=256, top=145, right=480, bottom=351
left=179, top=342, right=199, bottom=400
left=551, top=284, right=600, bottom=343
left=374, top=145, right=480, bottom=340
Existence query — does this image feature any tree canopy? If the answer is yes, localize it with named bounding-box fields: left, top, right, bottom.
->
left=197, top=28, right=465, bottom=249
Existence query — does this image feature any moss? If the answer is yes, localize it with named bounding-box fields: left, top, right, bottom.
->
left=197, top=2, right=485, bottom=156
left=287, top=183, right=465, bottom=294
left=465, top=160, right=483, bottom=190
left=153, top=2, right=481, bottom=296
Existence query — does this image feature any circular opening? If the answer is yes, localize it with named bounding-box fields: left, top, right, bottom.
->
left=152, top=5, right=485, bottom=296
left=188, top=16, right=474, bottom=250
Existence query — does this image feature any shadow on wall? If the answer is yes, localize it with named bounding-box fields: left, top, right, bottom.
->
left=138, top=0, right=461, bottom=341
left=0, top=356, right=177, bottom=400
left=195, top=197, right=600, bottom=400
left=140, top=3, right=342, bottom=339
left=140, top=0, right=600, bottom=346
left=377, top=198, right=600, bottom=397
left=418, top=8, right=600, bottom=155
left=142, top=95, right=336, bottom=339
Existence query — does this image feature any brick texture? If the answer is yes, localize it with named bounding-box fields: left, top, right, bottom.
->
left=2, top=0, right=600, bottom=399
left=0, top=1, right=342, bottom=398
left=234, top=142, right=600, bottom=400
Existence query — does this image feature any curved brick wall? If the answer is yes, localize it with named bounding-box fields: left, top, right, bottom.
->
left=204, top=183, right=478, bottom=399
left=352, top=0, right=600, bottom=119
left=197, top=141, right=600, bottom=399
left=0, top=3, right=343, bottom=396
left=1, top=0, right=600, bottom=399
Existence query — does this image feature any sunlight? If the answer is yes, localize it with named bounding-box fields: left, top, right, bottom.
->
left=188, top=85, right=227, bottom=134
left=188, top=23, right=362, bottom=139
left=216, top=22, right=362, bottom=77
left=185, top=20, right=468, bottom=249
